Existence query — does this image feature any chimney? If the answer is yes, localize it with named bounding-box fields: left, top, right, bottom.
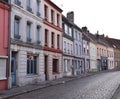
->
left=82, top=26, right=88, bottom=33
left=96, top=31, right=99, bottom=39
left=67, top=11, right=74, bottom=23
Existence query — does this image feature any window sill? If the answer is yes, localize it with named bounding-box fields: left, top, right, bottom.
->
left=26, top=74, right=38, bottom=78
left=0, top=77, right=7, bottom=80
left=53, top=72, right=60, bottom=75
left=0, top=56, right=8, bottom=59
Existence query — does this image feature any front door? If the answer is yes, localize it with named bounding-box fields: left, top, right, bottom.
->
left=11, top=57, right=17, bottom=86
left=44, top=55, right=48, bottom=80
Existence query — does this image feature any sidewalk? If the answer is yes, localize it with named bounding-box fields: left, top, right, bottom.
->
left=111, top=84, right=120, bottom=99
left=0, top=71, right=114, bottom=99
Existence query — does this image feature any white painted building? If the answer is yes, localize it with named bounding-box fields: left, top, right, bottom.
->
left=62, top=15, right=74, bottom=76
left=87, top=32, right=97, bottom=72
left=43, top=0, right=63, bottom=80
left=9, top=0, right=45, bottom=88
left=89, top=42, right=97, bottom=71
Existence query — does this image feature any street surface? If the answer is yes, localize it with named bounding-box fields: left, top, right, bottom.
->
left=9, top=71, right=120, bottom=99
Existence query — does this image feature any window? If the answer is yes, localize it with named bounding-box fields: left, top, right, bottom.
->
left=69, top=27, right=72, bottom=36
left=84, top=48, right=85, bottom=54
left=3, top=0, right=8, bottom=3
left=71, top=44, right=73, bottom=54
left=75, top=31, right=77, bottom=40
left=51, top=10, right=54, bottom=24
left=75, top=44, right=78, bottom=55
left=57, top=34, right=60, bottom=49
left=0, top=59, right=6, bottom=79
left=64, top=24, right=68, bottom=34
left=26, top=0, right=32, bottom=12
left=64, top=41, right=66, bottom=52
left=27, top=55, right=37, bottom=74
left=15, top=0, right=21, bottom=6
left=64, top=59, right=67, bottom=72
left=57, top=14, right=60, bottom=27
left=51, top=32, right=54, bottom=48
left=79, top=45, right=81, bottom=55
left=26, top=22, right=31, bottom=42
left=44, top=5, right=48, bottom=19
left=45, top=29, right=48, bottom=46
left=36, top=26, right=40, bottom=44
left=36, top=0, right=40, bottom=16
left=68, top=43, right=69, bottom=53
left=14, top=17, right=21, bottom=39
left=76, top=44, right=78, bottom=55
left=27, top=0, right=30, bottom=7
left=87, top=49, right=89, bottom=55
left=79, top=33, right=81, bottom=41
left=52, top=59, right=59, bottom=73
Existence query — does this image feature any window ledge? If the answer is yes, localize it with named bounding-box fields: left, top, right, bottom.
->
left=0, top=56, right=8, bottom=59
left=26, top=74, right=38, bottom=78
left=53, top=72, right=60, bottom=75
left=0, top=77, right=7, bottom=80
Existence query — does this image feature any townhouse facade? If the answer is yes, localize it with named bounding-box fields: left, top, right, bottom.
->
left=73, top=25, right=84, bottom=75
left=0, top=0, right=10, bottom=90
left=62, top=15, right=74, bottom=76
left=105, top=38, right=120, bottom=69
left=81, top=27, right=90, bottom=72
left=43, top=0, right=63, bottom=80
left=107, top=47, right=114, bottom=69
left=9, top=0, right=45, bottom=88
left=87, top=33, right=97, bottom=72
left=96, top=35, right=115, bottom=70
left=95, top=34, right=108, bottom=71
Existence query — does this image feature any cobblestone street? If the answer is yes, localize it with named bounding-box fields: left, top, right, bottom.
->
left=9, top=71, right=120, bottom=99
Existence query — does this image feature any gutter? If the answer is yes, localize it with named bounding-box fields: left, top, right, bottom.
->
left=7, top=0, right=11, bottom=89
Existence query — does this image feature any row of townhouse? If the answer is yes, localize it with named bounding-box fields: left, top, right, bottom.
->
left=62, top=13, right=90, bottom=76
left=0, top=0, right=63, bottom=90
left=0, top=0, right=120, bottom=91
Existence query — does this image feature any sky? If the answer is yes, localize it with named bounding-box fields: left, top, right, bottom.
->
left=51, top=0, right=120, bottom=39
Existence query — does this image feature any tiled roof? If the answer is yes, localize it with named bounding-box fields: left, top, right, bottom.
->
left=105, top=37, right=120, bottom=49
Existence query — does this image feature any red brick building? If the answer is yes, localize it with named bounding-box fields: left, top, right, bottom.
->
left=0, top=0, right=10, bottom=90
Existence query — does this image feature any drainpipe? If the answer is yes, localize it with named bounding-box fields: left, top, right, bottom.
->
left=7, top=0, right=11, bottom=89
left=61, top=21, right=64, bottom=77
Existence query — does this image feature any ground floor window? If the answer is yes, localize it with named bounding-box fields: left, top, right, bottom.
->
left=27, top=55, right=37, bottom=75
left=0, top=59, right=6, bottom=79
left=52, top=59, right=59, bottom=73
left=64, top=59, right=67, bottom=72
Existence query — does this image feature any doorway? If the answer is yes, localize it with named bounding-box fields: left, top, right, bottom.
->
left=11, top=52, right=17, bottom=86
left=11, top=57, right=17, bottom=86
left=44, top=55, right=48, bottom=80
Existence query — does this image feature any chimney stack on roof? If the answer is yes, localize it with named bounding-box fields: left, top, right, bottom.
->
left=82, top=26, right=88, bottom=33
left=67, top=11, right=74, bottom=23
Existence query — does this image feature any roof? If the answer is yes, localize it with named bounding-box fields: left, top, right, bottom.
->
left=44, top=0, right=63, bottom=12
left=105, top=37, right=120, bottom=49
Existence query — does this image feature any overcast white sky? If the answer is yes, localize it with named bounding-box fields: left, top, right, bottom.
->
left=51, top=0, right=120, bottom=39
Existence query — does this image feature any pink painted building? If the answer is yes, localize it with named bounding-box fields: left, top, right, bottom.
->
left=0, top=0, right=9, bottom=90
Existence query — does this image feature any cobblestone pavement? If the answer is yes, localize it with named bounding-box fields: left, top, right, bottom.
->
left=9, top=71, right=120, bottom=99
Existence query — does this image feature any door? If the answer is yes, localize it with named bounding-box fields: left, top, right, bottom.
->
left=44, top=56, right=48, bottom=80
left=11, top=57, right=17, bottom=85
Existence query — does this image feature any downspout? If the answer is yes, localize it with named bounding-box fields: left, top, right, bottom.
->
left=7, top=0, right=11, bottom=89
